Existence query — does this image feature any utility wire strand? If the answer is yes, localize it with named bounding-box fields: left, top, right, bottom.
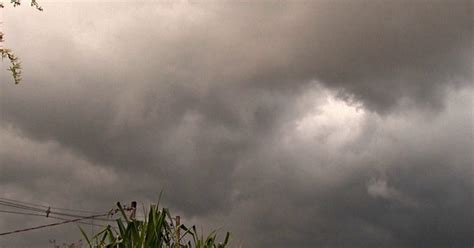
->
left=0, top=197, right=49, bottom=209
left=0, top=200, right=115, bottom=222
left=0, top=197, right=101, bottom=214
left=0, top=209, right=46, bottom=218
left=0, top=209, right=116, bottom=229
left=0, top=213, right=111, bottom=236
left=0, top=200, right=45, bottom=212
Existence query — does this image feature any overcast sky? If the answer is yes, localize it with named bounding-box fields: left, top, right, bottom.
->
left=0, top=1, right=473, bottom=247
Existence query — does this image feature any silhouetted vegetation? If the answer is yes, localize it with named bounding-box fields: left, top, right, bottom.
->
left=81, top=202, right=230, bottom=248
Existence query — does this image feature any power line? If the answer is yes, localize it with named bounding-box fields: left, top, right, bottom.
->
left=50, top=206, right=101, bottom=214
left=0, top=197, right=49, bottom=209
left=0, top=213, right=112, bottom=236
left=0, top=199, right=45, bottom=211
left=0, top=200, right=116, bottom=222
left=0, top=209, right=115, bottom=229
left=0, top=197, right=101, bottom=214
left=0, top=209, right=46, bottom=218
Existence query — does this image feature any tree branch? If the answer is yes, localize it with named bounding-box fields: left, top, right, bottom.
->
left=0, top=0, right=42, bottom=84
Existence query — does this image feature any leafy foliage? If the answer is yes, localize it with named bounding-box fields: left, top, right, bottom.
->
left=0, top=47, right=22, bottom=84
left=81, top=202, right=231, bottom=248
left=0, top=0, right=43, bottom=10
left=0, top=0, right=42, bottom=84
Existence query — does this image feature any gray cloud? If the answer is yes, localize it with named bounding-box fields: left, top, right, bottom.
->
left=0, top=1, right=472, bottom=247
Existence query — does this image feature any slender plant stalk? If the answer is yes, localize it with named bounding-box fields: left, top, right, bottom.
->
left=0, top=0, right=42, bottom=84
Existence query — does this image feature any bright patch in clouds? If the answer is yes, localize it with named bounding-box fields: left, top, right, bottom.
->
left=295, top=91, right=365, bottom=147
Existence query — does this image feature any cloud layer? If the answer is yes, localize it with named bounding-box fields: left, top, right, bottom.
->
left=0, top=1, right=472, bottom=247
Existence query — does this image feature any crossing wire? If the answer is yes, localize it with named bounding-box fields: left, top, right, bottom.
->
left=0, top=209, right=116, bottom=229
left=0, top=213, right=112, bottom=236
left=0, top=197, right=101, bottom=214
left=0, top=200, right=116, bottom=222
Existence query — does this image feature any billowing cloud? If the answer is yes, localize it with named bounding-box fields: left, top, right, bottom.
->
left=0, top=1, right=472, bottom=247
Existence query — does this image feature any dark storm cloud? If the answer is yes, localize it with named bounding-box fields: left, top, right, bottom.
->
left=0, top=1, right=472, bottom=247
left=215, top=89, right=474, bottom=248
left=209, top=0, right=472, bottom=112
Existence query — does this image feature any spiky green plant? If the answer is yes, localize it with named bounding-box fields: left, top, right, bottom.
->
left=81, top=202, right=230, bottom=248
